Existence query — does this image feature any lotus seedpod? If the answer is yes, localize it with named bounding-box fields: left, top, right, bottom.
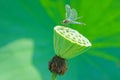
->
left=54, top=25, right=92, bottom=59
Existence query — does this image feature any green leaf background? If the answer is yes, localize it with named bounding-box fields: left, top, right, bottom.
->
left=0, top=0, right=120, bottom=80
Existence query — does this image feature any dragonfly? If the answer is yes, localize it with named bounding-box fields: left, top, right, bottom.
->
left=62, top=4, right=86, bottom=26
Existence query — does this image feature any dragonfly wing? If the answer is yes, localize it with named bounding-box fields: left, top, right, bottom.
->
left=66, top=4, right=71, bottom=19
left=71, top=21, right=86, bottom=26
left=70, top=9, right=78, bottom=20
left=76, top=16, right=83, bottom=20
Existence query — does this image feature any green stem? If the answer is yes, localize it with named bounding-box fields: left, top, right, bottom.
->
left=51, top=73, right=57, bottom=80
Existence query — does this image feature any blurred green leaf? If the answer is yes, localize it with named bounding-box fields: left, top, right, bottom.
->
left=0, top=0, right=120, bottom=80
left=0, top=39, right=42, bottom=80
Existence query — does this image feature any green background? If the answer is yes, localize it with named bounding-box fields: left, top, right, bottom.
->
left=0, top=0, right=120, bottom=80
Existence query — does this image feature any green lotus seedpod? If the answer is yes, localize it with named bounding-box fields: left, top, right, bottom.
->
left=54, top=25, right=92, bottom=59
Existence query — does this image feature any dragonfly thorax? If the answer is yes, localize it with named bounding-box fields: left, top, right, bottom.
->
left=63, top=19, right=70, bottom=24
